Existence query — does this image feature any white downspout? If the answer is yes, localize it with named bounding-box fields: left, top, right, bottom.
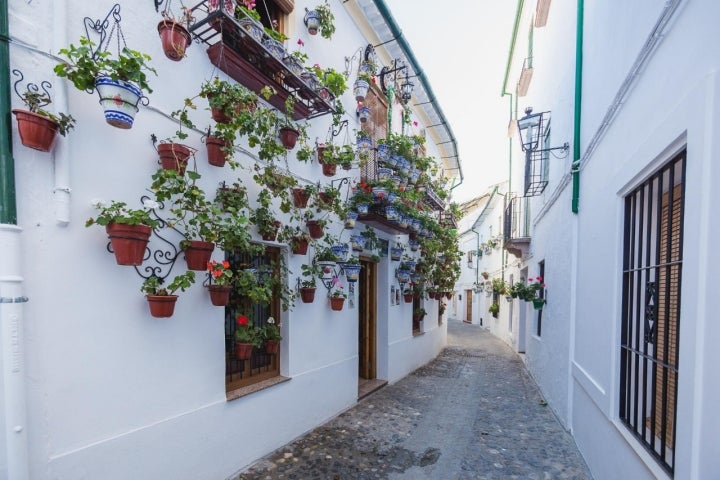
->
left=52, top=0, right=70, bottom=225
left=0, top=225, right=29, bottom=480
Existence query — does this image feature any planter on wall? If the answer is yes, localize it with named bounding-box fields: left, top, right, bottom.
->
left=322, top=163, right=337, bottom=177
left=206, top=136, right=231, bottom=167
left=95, top=76, right=142, bottom=129
left=235, top=342, right=253, bottom=360
left=157, top=19, right=191, bottom=61
left=306, top=220, right=324, bottom=239
left=11, top=109, right=59, bottom=152
left=291, top=237, right=309, bottom=255
left=292, top=188, right=310, bottom=208
left=264, top=339, right=279, bottom=354
left=299, top=287, right=316, bottom=303
left=106, top=222, right=152, bottom=266
left=533, top=298, right=546, bottom=310
left=184, top=240, right=215, bottom=270
left=146, top=295, right=178, bottom=317
left=261, top=221, right=281, bottom=242
left=157, top=142, right=192, bottom=175
left=208, top=285, right=232, bottom=306
left=279, top=126, right=300, bottom=149
left=330, top=297, right=345, bottom=311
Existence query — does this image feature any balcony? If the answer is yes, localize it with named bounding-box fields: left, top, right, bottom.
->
left=503, top=194, right=531, bottom=258
left=188, top=2, right=335, bottom=120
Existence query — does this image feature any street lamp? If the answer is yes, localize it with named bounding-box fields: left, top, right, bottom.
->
left=516, top=107, right=569, bottom=154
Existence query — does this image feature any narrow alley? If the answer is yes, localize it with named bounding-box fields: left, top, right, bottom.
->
left=234, top=320, right=592, bottom=479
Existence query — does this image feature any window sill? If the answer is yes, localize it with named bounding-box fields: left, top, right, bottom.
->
left=412, top=330, right=425, bottom=337
left=226, top=375, right=291, bottom=401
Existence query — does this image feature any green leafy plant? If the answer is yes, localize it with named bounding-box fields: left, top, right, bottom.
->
left=234, top=314, right=263, bottom=348
left=54, top=36, right=157, bottom=93
left=17, top=91, right=75, bottom=136
left=313, top=0, right=336, bottom=39
left=300, top=262, right=320, bottom=288
left=489, top=303, right=500, bottom=315
left=261, top=316, right=282, bottom=341
left=141, top=272, right=196, bottom=296
left=85, top=200, right=159, bottom=228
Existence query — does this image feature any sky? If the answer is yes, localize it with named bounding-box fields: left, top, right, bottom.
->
left=384, top=0, right=519, bottom=204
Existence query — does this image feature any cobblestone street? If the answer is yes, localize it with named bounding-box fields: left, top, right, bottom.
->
left=233, top=320, right=592, bottom=479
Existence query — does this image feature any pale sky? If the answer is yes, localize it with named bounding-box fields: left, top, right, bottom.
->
left=385, top=0, right=518, bottom=203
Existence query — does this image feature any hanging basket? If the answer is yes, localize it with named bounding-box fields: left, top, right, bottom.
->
left=106, top=222, right=152, bottom=266
left=304, top=9, right=320, bottom=35
left=184, top=240, right=215, bottom=270
left=146, top=295, right=178, bottom=318
left=358, top=105, right=371, bottom=123
left=206, top=136, right=230, bottom=167
left=208, top=285, right=232, bottom=306
left=353, top=79, right=370, bottom=102
left=157, top=142, right=192, bottom=175
left=95, top=76, right=142, bottom=129
left=299, top=287, right=316, bottom=303
left=330, top=297, right=345, bottom=311
left=342, top=263, right=361, bottom=283
left=322, top=163, right=337, bottom=177
left=279, top=126, right=300, bottom=149
left=157, top=19, right=191, bottom=61
left=11, top=109, right=59, bottom=152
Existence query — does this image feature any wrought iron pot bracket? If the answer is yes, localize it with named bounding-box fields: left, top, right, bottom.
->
left=11, top=70, right=53, bottom=107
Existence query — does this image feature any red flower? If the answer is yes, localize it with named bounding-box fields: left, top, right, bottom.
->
left=222, top=261, right=230, bottom=268
left=237, top=315, right=248, bottom=326
left=212, top=270, right=222, bottom=278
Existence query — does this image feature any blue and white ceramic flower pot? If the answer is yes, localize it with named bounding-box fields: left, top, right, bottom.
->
left=95, top=76, right=142, bottom=129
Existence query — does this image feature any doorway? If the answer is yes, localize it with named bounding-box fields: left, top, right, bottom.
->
left=358, top=259, right=376, bottom=380
left=465, top=289, right=473, bottom=323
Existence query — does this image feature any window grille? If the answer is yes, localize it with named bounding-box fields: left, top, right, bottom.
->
left=619, top=151, right=685, bottom=475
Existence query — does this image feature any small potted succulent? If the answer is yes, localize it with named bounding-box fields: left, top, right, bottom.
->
left=12, top=90, right=75, bottom=152
left=86, top=199, right=159, bottom=266
left=141, top=272, right=196, bottom=318
left=54, top=36, right=156, bottom=129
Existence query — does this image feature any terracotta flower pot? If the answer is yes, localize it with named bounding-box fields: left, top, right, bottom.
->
left=265, top=339, right=280, bottom=355
left=261, top=221, right=281, bottom=242
left=157, top=19, right=191, bottom=61
left=184, top=240, right=215, bottom=270
left=208, top=285, right=232, bottom=306
left=316, top=145, right=327, bottom=164
left=322, top=163, right=337, bottom=177
left=403, top=294, right=414, bottom=303
left=306, top=220, right=324, bottom=239
left=206, top=136, right=231, bottom=167
left=291, top=237, right=309, bottom=255
left=299, top=287, right=316, bottom=304
left=12, top=109, right=59, bottom=152
left=292, top=188, right=310, bottom=208
left=157, top=143, right=192, bottom=175
left=106, top=222, right=152, bottom=266
left=279, top=126, right=300, bottom=149
left=235, top=342, right=253, bottom=360
left=330, top=297, right=345, bottom=311
left=146, top=295, right=178, bottom=318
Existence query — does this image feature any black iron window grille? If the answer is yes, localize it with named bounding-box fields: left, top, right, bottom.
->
left=536, top=260, right=544, bottom=336
left=619, top=151, right=685, bottom=475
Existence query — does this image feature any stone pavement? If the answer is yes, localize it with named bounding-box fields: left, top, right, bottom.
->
left=233, top=320, right=592, bottom=480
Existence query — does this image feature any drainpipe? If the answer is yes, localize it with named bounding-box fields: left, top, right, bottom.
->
left=52, top=0, right=71, bottom=225
left=571, top=0, right=584, bottom=213
left=0, top=0, right=30, bottom=478
left=371, top=0, right=464, bottom=190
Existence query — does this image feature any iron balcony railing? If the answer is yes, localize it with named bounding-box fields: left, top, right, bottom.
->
left=503, top=194, right=531, bottom=242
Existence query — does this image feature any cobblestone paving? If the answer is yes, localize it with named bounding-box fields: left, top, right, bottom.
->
left=233, top=320, right=592, bottom=480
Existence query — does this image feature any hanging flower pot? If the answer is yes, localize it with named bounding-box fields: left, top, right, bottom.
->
left=390, top=246, right=403, bottom=261
left=106, top=222, right=152, bottom=266
left=11, top=110, right=59, bottom=152
left=356, top=137, right=373, bottom=156
left=235, top=342, right=253, bottom=360
left=344, top=211, right=358, bottom=229
left=292, top=187, right=311, bottom=208
left=372, top=187, right=388, bottom=201
left=146, top=295, right=178, bottom=318
left=357, top=105, right=371, bottom=123
left=403, top=293, right=414, bottom=303
left=331, top=244, right=349, bottom=261
left=355, top=203, right=369, bottom=215
left=316, top=144, right=327, bottom=163
left=157, top=19, right=191, bottom=61
left=279, top=126, right=300, bottom=150
left=265, top=339, right=280, bottom=354
left=377, top=144, right=390, bottom=161
left=409, top=239, right=420, bottom=252
left=322, top=162, right=337, bottom=177
left=385, top=205, right=399, bottom=221
left=342, top=263, right=361, bottom=283
left=95, top=76, right=142, bottom=129
left=263, top=38, right=286, bottom=59
left=330, top=297, right=345, bottom=311
left=208, top=285, right=232, bottom=306
left=533, top=298, right=546, bottom=310
left=353, top=79, right=370, bottom=102
left=299, top=287, right=316, bottom=303
left=396, top=269, right=411, bottom=283
left=303, top=9, right=321, bottom=35
left=206, top=136, right=231, bottom=167
left=184, top=240, right=215, bottom=270
left=291, top=236, right=309, bottom=255
left=306, top=220, right=324, bottom=239
left=350, top=234, right=367, bottom=252
left=157, top=142, right=192, bottom=175
left=317, top=260, right=337, bottom=276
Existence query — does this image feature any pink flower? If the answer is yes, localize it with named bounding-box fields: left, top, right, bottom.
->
left=297, top=38, right=304, bottom=46
left=413, top=121, right=418, bottom=127
left=536, top=276, right=543, bottom=282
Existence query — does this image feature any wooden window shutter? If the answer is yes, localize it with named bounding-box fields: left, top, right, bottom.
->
left=361, top=84, right=389, bottom=144
left=274, top=0, right=294, bottom=14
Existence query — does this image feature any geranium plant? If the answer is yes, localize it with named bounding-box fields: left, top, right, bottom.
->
left=261, top=316, right=282, bottom=341
left=234, top=314, right=263, bottom=347
left=85, top=200, right=159, bottom=228
left=141, top=271, right=196, bottom=296
left=207, top=260, right=233, bottom=286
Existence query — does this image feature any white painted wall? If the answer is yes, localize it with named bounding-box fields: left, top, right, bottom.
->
left=4, top=1, right=448, bottom=478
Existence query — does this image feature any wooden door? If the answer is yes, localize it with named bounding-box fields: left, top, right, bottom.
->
left=358, top=260, right=376, bottom=379
left=465, top=289, right=473, bottom=323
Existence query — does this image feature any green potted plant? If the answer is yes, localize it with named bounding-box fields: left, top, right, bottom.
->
left=200, top=76, right=258, bottom=124
left=489, top=302, right=500, bottom=316
left=303, top=0, right=335, bottom=38
left=261, top=316, right=282, bottom=354
left=291, top=183, right=317, bottom=208
left=12, top=90, right=75, bottom=152
left=250, top=190, right=281, bottom=242
left=235, top=267, right=274, bottom=305
left=329, top=283, right=347, bottom=311
left=341, top=255, right=361, bottom=282
left=234, top=314, right=263, bottom=360
left=413, top=307, right=426, bottom=323
left=54, top=36, right=156, bottom=129
left=141, top=272, right=196, bottom=317
left=305, top=216, right=327, bottom=239
left=299, top=262, right=320, bottom=303
left=206, top=259, right=233, bottom=306
left=86, top=199, right=159, bottom=266
left=353, top=71, right=372, bottom=102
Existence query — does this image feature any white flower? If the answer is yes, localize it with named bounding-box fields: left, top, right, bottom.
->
left=142, top=199, right=160, bottom=210
left=90, top=198, right=106, bottom=209
left=267, top=317, right=275, bottom=324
